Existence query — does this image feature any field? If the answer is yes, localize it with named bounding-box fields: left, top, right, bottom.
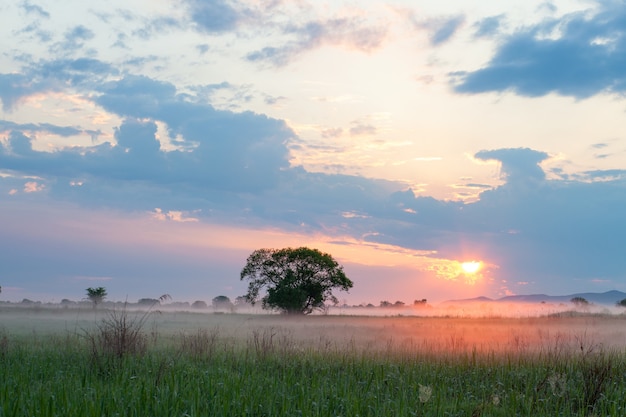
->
left=1, top=306, right=626, bottom=416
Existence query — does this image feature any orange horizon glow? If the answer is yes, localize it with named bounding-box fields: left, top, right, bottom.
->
left=4, top=200, right=497, bottom=303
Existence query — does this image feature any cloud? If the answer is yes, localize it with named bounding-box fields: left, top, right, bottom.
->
left=0, top=68, right=299, bottom=211
left=1, top=52, right=625, bottom=298
left=0, top=120, right=83, bottom=137
left=3, top=131, right=35, bottom=156
left=7, top=109, right=622, bottom=294
left=20, top=1, right=50, bottom=18
left=151, top=208, right=199, bottom=222
left=453, top=1, right=626, bottom=98
left=425, top=15, right=465, bottom=45
left=246, top=17, right=387, bottom=66
left=321, top=128, right=343, bottom=139
left=461, top=149, right=625, bottom=283
left=56, top=25, right=95, bottom=53
left=73, top=276, right=114, bottom=282
left=132, top=16, right=181, bottom=40
left=24, top=181, right=44, bottom=193
left=472, top=14, right=505, bottom=38
left=584, top=169, right=626, bottom=180
left=118, top=1, right=389, bottom=67
left=184, top=0, right=249, bottom=34
left=349, top=120, right=377, bottom=136
left=475, top=148, right=549, bottom=185
left=0, top=58, right=117, bottom=111
left=399, top=7, right=465, bottom=46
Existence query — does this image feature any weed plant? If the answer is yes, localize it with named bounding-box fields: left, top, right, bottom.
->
left=1, top=311, right=625, bottom=416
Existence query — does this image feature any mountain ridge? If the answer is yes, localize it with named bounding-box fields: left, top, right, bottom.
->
left=443, top=290, right=626, bottom=306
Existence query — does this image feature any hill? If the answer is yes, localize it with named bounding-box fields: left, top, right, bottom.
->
left=445, top=290, right=626, bottom=306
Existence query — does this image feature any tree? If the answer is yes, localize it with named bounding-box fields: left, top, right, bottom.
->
left=240, top=247, right=353, bottom=315
left=570, top=296, right=589, bottom=307
left=616, top=298, right=626, bottom=308
left=234, top=296, right=248, bottom=306
left=212, top=295, right=233, bottom=310
left=138, top=298, right=160, bottom=306
left=86, top=287, right=107, bottom=308
left=191, top=300, right=208, bottom=309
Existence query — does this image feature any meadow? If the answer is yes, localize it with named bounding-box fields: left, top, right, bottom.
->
left=1, top=306, right=626, bottom=416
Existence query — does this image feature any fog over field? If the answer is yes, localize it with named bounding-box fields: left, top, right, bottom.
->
left=2, top=306, right=626, bottom=357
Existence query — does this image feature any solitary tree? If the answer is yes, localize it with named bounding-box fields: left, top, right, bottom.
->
left=240, top=247, right=353, bottom=315
left=212, top=295, right=233, bottom=310
left=86, top=287, right=107, bottom=308
left=616, top=298, right=626, bottom=308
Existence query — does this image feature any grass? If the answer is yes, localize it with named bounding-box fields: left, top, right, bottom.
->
left=1, top=308, right=626, bottom=416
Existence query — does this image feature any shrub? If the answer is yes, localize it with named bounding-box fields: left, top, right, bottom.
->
left=84, top=295, right=169, bottom=368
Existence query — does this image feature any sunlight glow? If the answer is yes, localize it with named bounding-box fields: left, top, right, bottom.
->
left=461, top=261, right=482, bottom=274
left=425, top=259, right=488, bottom=286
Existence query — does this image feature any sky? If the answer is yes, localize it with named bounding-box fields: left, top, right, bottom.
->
left=1, top=0, right=625, bottom=305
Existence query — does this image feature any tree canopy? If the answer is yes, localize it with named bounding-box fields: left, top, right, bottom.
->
left=240, top=247, right=353, bottom=315
left=212, top=295, right=233, bottom=310
left=570, top=296, right=589, bottom=306
left=86, top=287, right=107, bottom=307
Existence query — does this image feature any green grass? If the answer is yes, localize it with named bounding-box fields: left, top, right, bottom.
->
left=1, top=309, right=625, bottom=416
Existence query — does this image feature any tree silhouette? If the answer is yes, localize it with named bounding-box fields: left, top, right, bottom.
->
left=212, top=295, right=233, bottom=310
left=570, top=296, right=589, bottom=307
left=240, top=247, right=353, bottom=315
left=86, top=287, right=107, bottom=308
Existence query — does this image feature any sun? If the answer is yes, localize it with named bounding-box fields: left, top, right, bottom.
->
left=461, top=261, right=482, bottom=274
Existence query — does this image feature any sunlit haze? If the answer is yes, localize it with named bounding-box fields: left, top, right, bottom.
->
left=461, top=262, right=482, bottom=275
left=1, top=0, right=625, bottom=305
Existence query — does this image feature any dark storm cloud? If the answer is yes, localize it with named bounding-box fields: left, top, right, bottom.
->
left=454, top=1, right=626, bottom=98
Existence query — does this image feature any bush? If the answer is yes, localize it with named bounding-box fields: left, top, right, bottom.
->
left=84, top=295, right=169, bottom=368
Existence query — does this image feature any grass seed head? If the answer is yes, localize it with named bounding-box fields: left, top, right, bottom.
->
left=419, top=384, right=433, bottom=403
